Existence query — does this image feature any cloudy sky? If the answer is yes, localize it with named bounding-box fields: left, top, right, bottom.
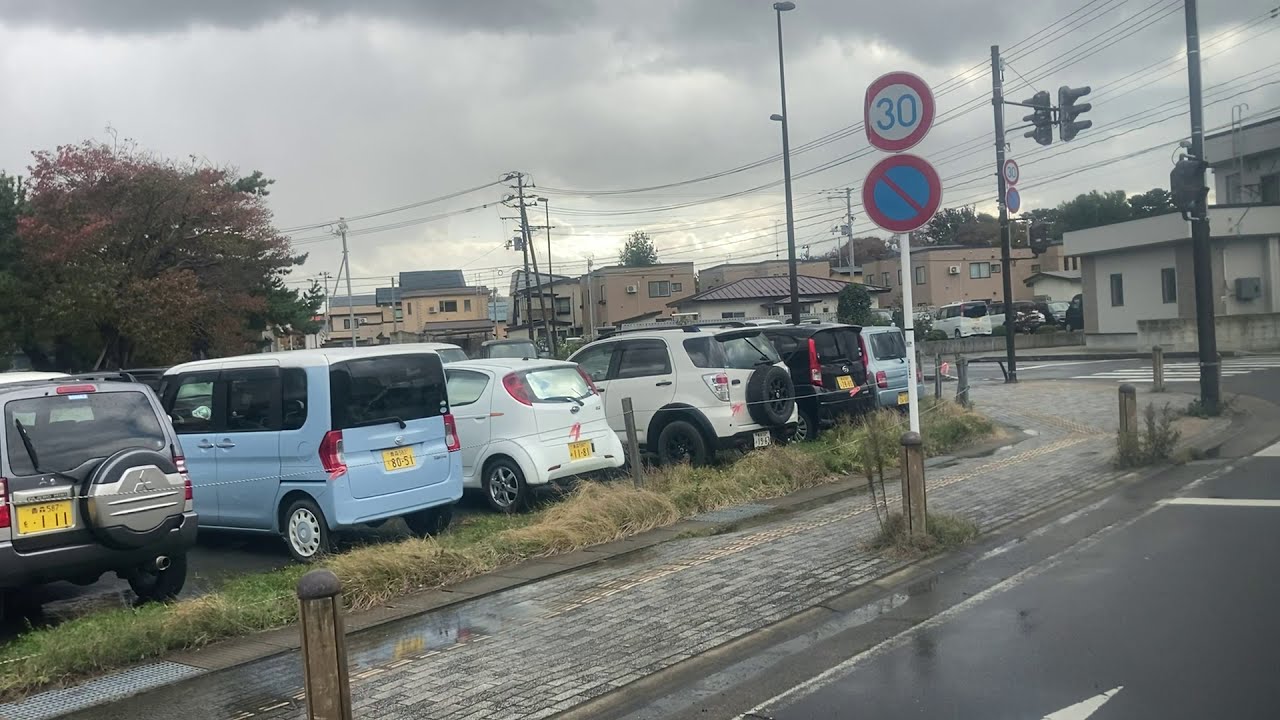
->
left=1, top=0, right=1277, bottom=298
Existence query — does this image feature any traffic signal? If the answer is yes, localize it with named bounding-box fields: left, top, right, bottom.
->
left=1058, top=85, right=1093, bottom=142
left=1022, top=91, right=1053, bottom=146
left=1029, top=221, right=1052, bottom=255
left=1170, top=156, right=1209, bottom=220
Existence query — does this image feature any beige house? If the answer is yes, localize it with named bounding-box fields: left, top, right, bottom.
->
left=581, top=262, right=696, bottom=338
left=698, top=259, right=831, bottom=290
left=325, top=294, right=401, bottom=344
left=861, top=244, right=1039, bottom=309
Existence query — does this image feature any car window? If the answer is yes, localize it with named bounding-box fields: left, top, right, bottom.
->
left=524, top=367, right=593, bottom=402
left=869, top=332, right=907, bottom=360
left=4, top=391, right=166, bottom=475
left=445, top=369, right=489, bottom=407
left=683, top=337, right=715, bottom=368
left=768, top=333, right=800, bottom=358
left=169, top=376, right=215, bottom=433
left=225, top=371, right=278, bottom=432
left=615, top=341, right=671, bottom=379
left=717, top=333, right=780, bottom=369
left=329, top=353, right=448, bottom=430
left=282, top=368, right=308, bottom=431
left=836, top=329, right=864, bottom=363
left=487, top=341, right=537, bottom=359
left=435, top=348, right=469, bottom=364
left=963, top=303, right=989, bottom=318
left=572, top=344, right=615, bottom=382
left=813, top=331, right=841, bottom=361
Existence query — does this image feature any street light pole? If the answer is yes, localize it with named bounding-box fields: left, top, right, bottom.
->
left=772, top=1, right=801, bottom=325
left=537, top=197, right=557, bottom=356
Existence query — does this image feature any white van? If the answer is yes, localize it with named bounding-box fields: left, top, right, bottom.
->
left=932, top=301, right=993, bottom=338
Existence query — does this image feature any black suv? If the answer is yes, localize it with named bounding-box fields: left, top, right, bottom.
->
left=756, top=323, right=871, bottom=440
left=0, top=372, right=196, bottom=615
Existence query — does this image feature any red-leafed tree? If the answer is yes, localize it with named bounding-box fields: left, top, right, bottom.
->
left=17, top=140, right=307, bottom=369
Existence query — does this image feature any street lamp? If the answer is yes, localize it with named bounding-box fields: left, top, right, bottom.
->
left=772, top=1, right=801, bottom=325
left=535, top=196, right=557, bottom=355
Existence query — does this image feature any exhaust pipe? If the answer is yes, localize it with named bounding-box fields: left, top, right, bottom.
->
left=154, top=556, right=171, bottom=572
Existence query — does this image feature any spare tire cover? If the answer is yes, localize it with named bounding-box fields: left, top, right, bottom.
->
left=82, top=448, right=184, bottom=550
left=746, top=365, right=796, bottom=426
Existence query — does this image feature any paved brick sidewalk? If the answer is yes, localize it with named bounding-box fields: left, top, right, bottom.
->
left=36, top=381, right=1224, bottom=720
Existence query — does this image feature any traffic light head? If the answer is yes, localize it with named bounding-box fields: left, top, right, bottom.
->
left=1059, top=85, right=1093, bottom=142
left=1170, top=156, right=1209, bottom=220
left=1022, top=90, right=1053, bottom=147
left=1029, top=221, right=1052, bottom=255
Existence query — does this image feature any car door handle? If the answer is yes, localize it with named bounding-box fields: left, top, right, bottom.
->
left=731, top=379, right=742, bottom=386
left=655, top=381, right=673, bottom=387
left=215, top=440, right=236, bottom=449
left=197, top=440, right=214, bottom=449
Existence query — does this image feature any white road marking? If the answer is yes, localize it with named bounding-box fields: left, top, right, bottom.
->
left=1043, top=686, right=1123, bottom=719
left=1068, top=356, right=1280, bottom=382
left=1253, top=441, right=1280, bottom=457
left=1159, top=497, right=1280, bottom=507
left=1019, top=360, right=1131, bottom=371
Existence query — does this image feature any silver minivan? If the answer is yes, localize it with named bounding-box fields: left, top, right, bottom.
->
left=858, top=326, right=927, bottom=410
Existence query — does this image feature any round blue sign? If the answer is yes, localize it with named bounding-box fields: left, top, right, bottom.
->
left=1006, top=187, right=1022, bottom=214
left=862, top=154, right=942, bottom=233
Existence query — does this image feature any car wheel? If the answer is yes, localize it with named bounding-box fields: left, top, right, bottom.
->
left=126, top=552, right=188, bottom=602
left=794, top=407, right=820, bottom=442
left=483, top=458, right=529, bottom=513
left=405, top=505, right=454, bottom=536
left=283, top=498, right=331, bottom=562
left=657, top=420, right=710, bottom=466
left=745, top=365, right=796, bottom=426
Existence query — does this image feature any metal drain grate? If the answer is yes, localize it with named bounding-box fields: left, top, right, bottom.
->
left=690, top=502, right=774, bottom=524
left=0, top=661, right=203, bottom=720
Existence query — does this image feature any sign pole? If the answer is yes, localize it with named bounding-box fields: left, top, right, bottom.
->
left=990, top=45, right=1018, bottom=384
left=900, top=232, right=920, bottom=433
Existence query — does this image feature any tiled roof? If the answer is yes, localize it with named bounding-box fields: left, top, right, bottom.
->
left=400, top=270, right=466, bottom=292
left=674, top=275, right=850, bottom=305
left=328, top=294, right=378, bottom=308
left=375, top=287, right=402, bottom=305
left=510, top=270, right=572, bottom=295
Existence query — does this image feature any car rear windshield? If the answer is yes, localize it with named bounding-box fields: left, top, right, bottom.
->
left=435, top=348, right=469, bottom=364
left=487, top=342, right=538, bottom=359
left=962, top=303, right=989, bottom=318
left=716, top=333, right=780, bottom=369
left=329, top=353, right=447, bottom=430
left=523, top=367, right=593, bottom=402
left=3, top=391, right=166, bottom=475
left=869, top=332, right=907, bottom=360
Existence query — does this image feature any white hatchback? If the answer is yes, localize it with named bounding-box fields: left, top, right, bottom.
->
left=444, top=358, right=626, bottom=511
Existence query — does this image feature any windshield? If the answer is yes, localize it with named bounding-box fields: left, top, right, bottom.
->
left=4, top=391, right=166, bottom=475
left=963, top=303, right=989, bottom=319
left=435, top=348, right=468, bottom=364
left=523, top=367, right=593, bottom=402
left=869, top=332, right=907, bottom=360
left=487, top=342, right=538, bottom=359
left=329, top=353, right=447, bottom=429
left=717, top=333, right=780, bottom=369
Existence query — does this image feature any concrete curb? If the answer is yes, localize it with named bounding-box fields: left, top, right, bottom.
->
left=967, top=350, right=1245, bottom=363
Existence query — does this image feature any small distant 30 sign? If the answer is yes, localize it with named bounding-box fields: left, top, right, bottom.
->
left=1003, top=159, right=1020, bottom=186
left=864, top=71, right=936, bottom=153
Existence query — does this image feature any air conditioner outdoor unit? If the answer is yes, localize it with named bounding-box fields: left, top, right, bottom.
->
left=947, top=265, right=960, bottom=275
left=428, top=307, right=438, bottom=314
left=625, top=284, right=638, bottom=294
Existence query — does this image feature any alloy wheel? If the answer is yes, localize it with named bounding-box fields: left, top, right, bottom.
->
left=488, top=466, right=521, bottom=509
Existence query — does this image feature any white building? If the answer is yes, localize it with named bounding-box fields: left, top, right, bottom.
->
left=1023, top=270, right=1081, bottom=302
left=670, top=275, right=883, bottom=322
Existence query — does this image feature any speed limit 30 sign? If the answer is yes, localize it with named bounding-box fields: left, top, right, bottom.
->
left=864, top=71, right=936, bottom=153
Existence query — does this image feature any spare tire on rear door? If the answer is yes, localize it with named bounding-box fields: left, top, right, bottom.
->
left=746, top=365, right=796, bottom=426
left=81, top=448, right=186, bottom=551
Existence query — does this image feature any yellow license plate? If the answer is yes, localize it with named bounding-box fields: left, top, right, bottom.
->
left=897, top=392, right=909, bottom=405
left=836, top=375, right=854, bottom=390
left=382, top=446, right=417, bottom=471
left=568, top=440, right=593, bottom=460
left=16, top=500, right=73, bottom=536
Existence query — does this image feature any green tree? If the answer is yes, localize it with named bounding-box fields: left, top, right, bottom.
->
left=618, top=230, right=658, bottom=266
left=1056, top=190, right=1132, bottom=233
left=923, top=206, right=999, bottom=247
left=837, top=283, right=874, bottom=326
left=1127, top=188, right=1175, bottom=218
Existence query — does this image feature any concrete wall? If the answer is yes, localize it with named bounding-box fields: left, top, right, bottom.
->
left=1026, top=276, right=1080, bottom=302
left=1138, top=313, right=1280, bottom=353
left=917, top=331, right=1083, bottom=357
left=1089, top=244, right=1181, bottom=334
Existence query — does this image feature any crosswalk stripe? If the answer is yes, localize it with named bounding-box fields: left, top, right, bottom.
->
left=1068, top=356, right=1280, bottom=383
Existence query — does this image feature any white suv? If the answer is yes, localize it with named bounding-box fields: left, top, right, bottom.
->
left=568, top=327, right=797, bottom=466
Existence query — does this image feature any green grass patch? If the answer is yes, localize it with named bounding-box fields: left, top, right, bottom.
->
left=0, top=398, right=995, bottom=699
left=868, top=511, right=980, bottom=557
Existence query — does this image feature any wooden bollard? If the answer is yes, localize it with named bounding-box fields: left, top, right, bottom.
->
left=955, top=356, right=970, bottom=407
left=622, top=397, right=644, bottom=487
left=900, top=431, right=927, bottom=539
left=1118, top=383, right=1139, bottom=458
left=297, top=569, right=352, bottom=720
left=1152, top=345, right=1165, bottom=392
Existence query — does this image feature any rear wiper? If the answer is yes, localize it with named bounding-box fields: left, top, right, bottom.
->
left=544, top=395, right=584, bottom=407
left=349, top=416, right=408, bottom=429
left=13, top=418, right=79, bottom=483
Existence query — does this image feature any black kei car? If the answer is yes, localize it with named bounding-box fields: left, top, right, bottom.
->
left=755, top=323, right=872, bottom=441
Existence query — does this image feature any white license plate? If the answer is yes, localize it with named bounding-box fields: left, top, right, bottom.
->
left=753, top=431, right=772, bottom=448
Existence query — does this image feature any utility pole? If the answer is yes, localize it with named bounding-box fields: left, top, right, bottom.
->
left=1184, top=0, right=1220, bottom=413
left=337, top=218, right=356, bottom=349
left=389, top=276, right=399, bottom=343
left=990, top=45, right=1017, bottom=383
left=772, top=2, right=801, bottom=325
left=539, top=198, right=558, bottom=356
left=585, top=256, right=596, bottom=341
left=524, top=207, right=552, bottom=353
left=320, top=270, right=332, bottom=338
left=509, top=174, right=536, bottom=343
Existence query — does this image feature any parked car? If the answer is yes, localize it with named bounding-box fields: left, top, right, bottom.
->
left=122, top=367, right=169, bottom=392
left=1047, top=300, right=1071, bottom=329
left=568, top=327, right=797, bottom=466
left=1064, top=294, right=1084, bottom=331
left=860, top=326, right=927, bottom=410
left=479, top=339, right=541, bottom=360
left=0, top=372, right=197, bottom=615
left=160, top=347, right=462, bottom=562
left=444, top=358, right=625, bottom=511
left=755, top=323, right=872, bottom=441
left=933, top=301, right=992, bottom=338
left=412, top=342, right=468, bottom=363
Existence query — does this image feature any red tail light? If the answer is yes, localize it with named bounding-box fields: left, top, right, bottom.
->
left=56, top=384, right=96, bottom=395
left=876, top=370, right=888, bottom=389
left=703, top=372, right=731, bottom=402
left=575, top=365, right=600, bottom=394
left=319, top=430, right=347, bottom=479
left=0, top=478, right=9, bottom=529
left=174, top=454, right=193, bottom=501
left=807, top=338, right=823, bottom=386
left=502, top=373, right=533, bottom=406
left=444, top=413, right=461, bottom=452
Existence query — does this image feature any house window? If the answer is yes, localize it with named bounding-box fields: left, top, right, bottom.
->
left=407, top=303, right=412, bottom=316
left=648, top=280, right=671, bottom=297
left=1110, top=273, right=1124, bottom=307
left=914, top=266, right=925, bottom=285
left=992, top=263, right=1001, bottom=273
left=1225, top=173, right=1242, bottom=203
left=969, top=262, right=992, bottom=279
left=882, top=271, right=890, bottom=286
left=343, top=319, right=351, bottom=329
left=464, top=299, right=472, bottom=312
left=671, top=282, right=684, bottom=293
left=897, top=268, right=902, bottom=284
left=1161, top=268, right=1177, bottom=304
left=1262, top=174, right=1280, bottom=203
left=1031, top=264, right=1041, bottom=274
left=721, top=311, right=746, bottom=319
left=555, top=297, right=571, bottom=314
left=439, top=300, right=458, bottom=313
left=394, top=308, right=403, bottom=321
left=1072, top=257, right=1079, bottom=271
left=767, top=306, right=781, bottom=316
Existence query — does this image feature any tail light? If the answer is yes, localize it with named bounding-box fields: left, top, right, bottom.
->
left=0, top=478, right=9, bottom=529
left=703, top=373, right=731, bottom=402
left=502, top=373, right=533, bottom=406
left=876, top=370, right=888, bottom=389
left=319, top=430, right=347, bottom=479
left=174, top=454, right=193, bottom=502
left=807, top=338, right=823, bottom=386
left=56, top=384, right=97, bottom=395
left=444, top=413, right=461, bottom=452
left=575, top=366, right=600, bottom=395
